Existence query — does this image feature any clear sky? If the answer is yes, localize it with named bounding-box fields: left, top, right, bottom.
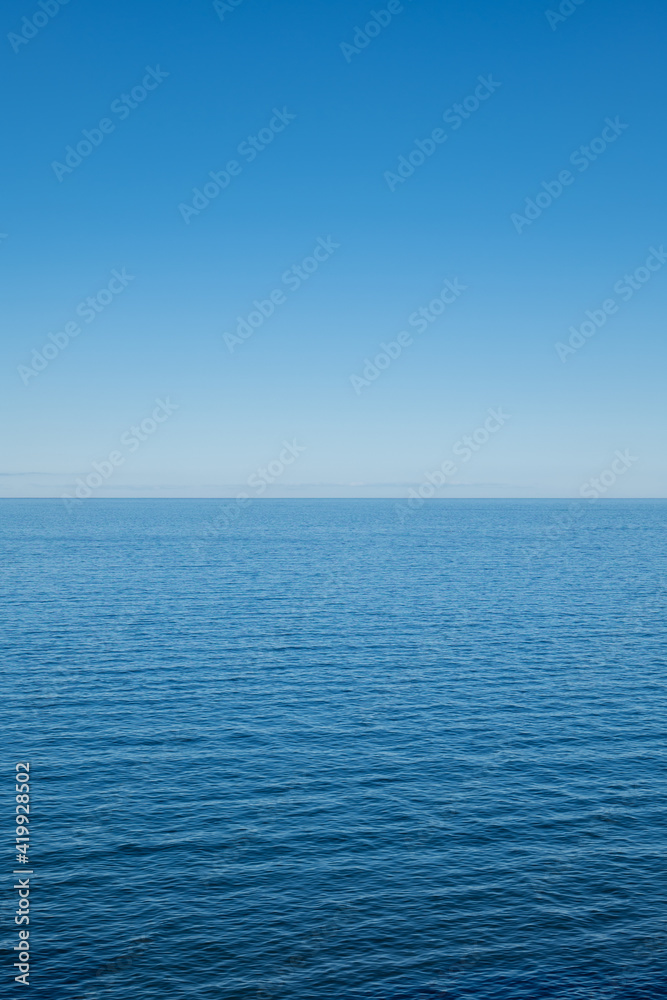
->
left=2, top=0, right=665, bottom=499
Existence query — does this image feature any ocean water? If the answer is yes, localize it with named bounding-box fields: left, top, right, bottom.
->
left=1, top=498, right=667, bottom=1000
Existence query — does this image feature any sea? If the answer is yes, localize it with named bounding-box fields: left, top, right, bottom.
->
left=1, top=499, right=666, bottom=1000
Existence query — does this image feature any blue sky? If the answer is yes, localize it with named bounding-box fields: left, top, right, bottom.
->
left=1, top=0, right=665, bottom=498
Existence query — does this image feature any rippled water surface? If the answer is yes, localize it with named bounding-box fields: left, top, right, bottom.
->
left=1, top=499, right=667, bottom=999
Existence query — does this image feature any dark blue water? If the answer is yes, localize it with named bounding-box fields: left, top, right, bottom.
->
left=2, top=499, right=667, bottom=1000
